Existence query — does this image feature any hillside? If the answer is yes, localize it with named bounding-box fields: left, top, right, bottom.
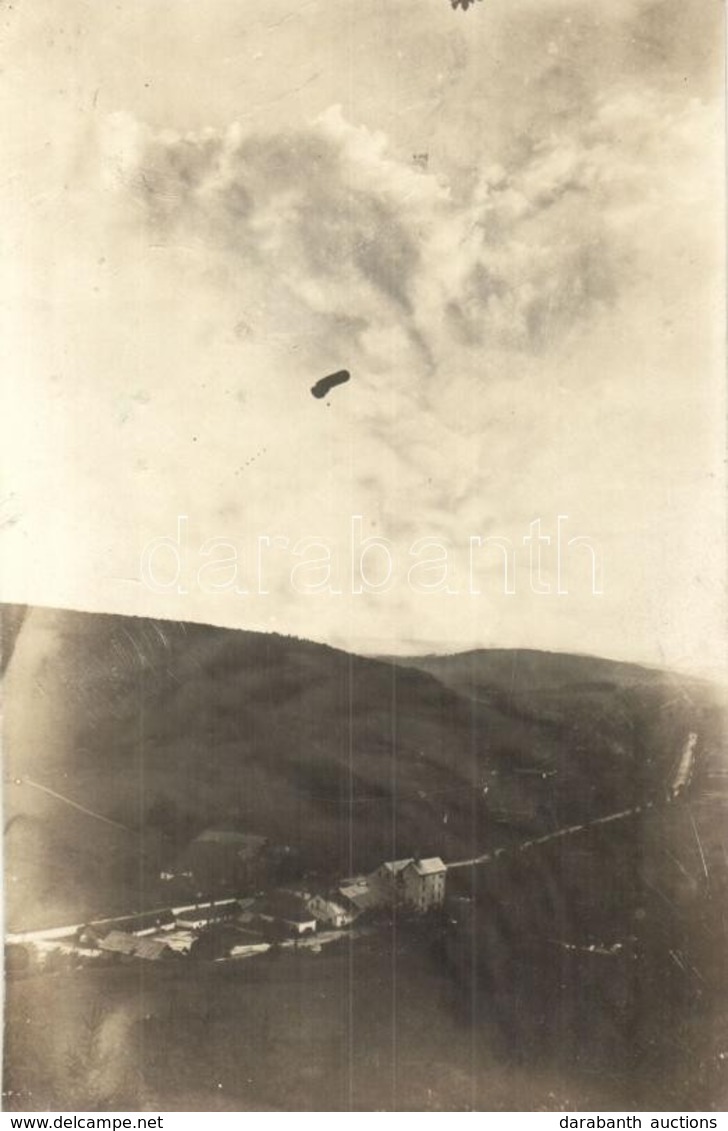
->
left=2, top=606, right=724, bottom=932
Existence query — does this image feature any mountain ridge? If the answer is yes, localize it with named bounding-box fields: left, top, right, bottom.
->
left=3, top=604, right=724, bottom=931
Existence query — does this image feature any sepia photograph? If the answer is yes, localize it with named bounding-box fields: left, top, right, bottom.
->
left=1, top=0, right=726, bottom=1114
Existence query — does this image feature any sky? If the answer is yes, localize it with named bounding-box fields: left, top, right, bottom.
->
left=1, top=0, right=725, bottom=675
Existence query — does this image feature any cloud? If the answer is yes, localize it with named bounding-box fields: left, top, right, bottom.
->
left=1, top=0, right=723, bottom=674
left=102, top=73, right=716, bottom=390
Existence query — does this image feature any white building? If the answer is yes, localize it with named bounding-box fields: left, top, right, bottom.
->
left=374, top=857, right=447, bottom=912
left=307, top=893, right=359, bottom=929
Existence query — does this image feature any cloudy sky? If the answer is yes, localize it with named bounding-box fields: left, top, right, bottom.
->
left=1, top=0, right=724, bottom=674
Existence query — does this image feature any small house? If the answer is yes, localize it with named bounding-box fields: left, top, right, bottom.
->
left=255, top=891, right=317, bottom=936
left=307, top=892, right=359, bottom=929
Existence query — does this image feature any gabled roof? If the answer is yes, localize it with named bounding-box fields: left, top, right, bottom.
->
left=339, top=880, right=386, bottom=912
left=311, top=894, right=348, bottom=910
left=408, top=857, right=447, bottom=876
left=379, top=857, right=447, bottom=877
left=311, top=892, right=359, bottom=917
left=381, top=858, right=413, bottom=875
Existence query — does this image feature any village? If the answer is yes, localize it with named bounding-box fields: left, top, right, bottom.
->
left=4, top=844, right=450, bottom=974
left=5, top=730, right=700, bottom=978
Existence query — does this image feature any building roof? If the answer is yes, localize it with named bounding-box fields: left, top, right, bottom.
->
left=229, top=942, right=269, bottom=958
left=172, top=898, right=239, bottom=916
left=339, top=880, right=387, bottom=912
left=98, top=930, right=174, bottom=959
left=311, top=893, right=357, bottom=916
left=380, top=858, right=413, bottom=875
left=175, top=902, right=238, bottom=925
left=92, top=908, right=176, bottom=934
left=134, top=938, right=170, bottom=961
left=377, top=857, right=447, bottom=880
left=257, top=891, right=316, bottom=923
left=162, top=931, right=196, bottom=954
left=408, top=857, right=447, bottom=876
left=98, top=930, right=138, bottom=955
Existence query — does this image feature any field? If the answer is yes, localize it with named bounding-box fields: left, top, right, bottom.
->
left=8, top=921, right=726, bottom=1113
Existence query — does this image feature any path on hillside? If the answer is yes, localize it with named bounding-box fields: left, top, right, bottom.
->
left=11, top=776, right=133, bottom=833
left=447, top=803, right=653, bottom=869
left=7, top=733, right=705, bottom=943
left=448, top=730, right=701, bottom=870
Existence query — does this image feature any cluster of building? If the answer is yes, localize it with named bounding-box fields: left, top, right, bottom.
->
left=6, top=854, right=450, bottom=972
left=315, top=856, right=448, bottom=927
left=136, top=855, right=448, bottom=955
